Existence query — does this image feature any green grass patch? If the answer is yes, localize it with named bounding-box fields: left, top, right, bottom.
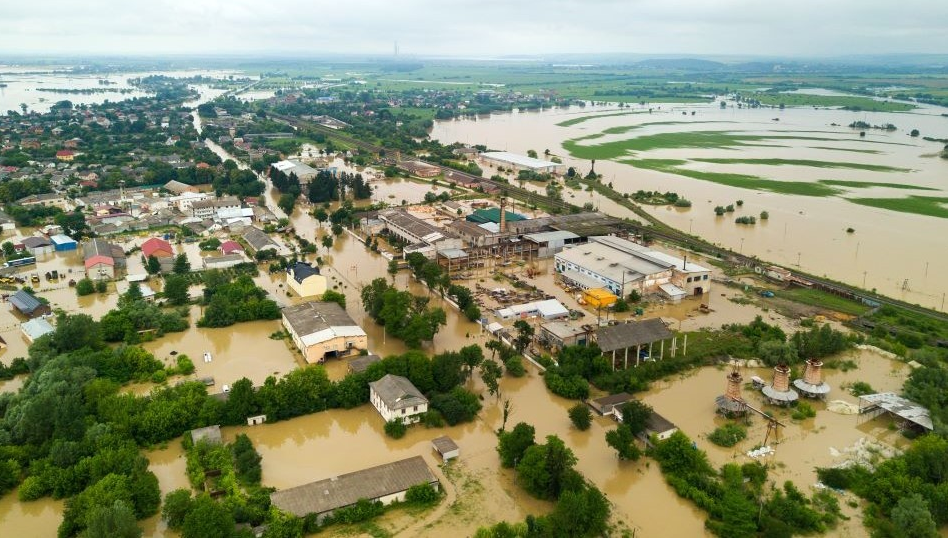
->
left=692, top=158, right=912, bottom=173
left=707, top=423, right=747, bottom=447
left=623, top=159, right=842, bottom=197
left=819, top=180, right=937, bottom=191
left=739, top=92, right=915, bottom=112
left=773, top=287, right=871, bottom=316
left=810, top=146, right=881, bottom=154
left=555, top=111, right=644, bottom=127
left=847, top=196, right=948, bottom=219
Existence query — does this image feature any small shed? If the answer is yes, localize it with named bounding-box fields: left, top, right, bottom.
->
left=21, top=317, right=54, bottom=343
left=50, top=234, right=78, bottom=251
left=190, top=425, right=223, bottom=445
left=588, top=392, right=633, bottom=416
left=348, top=354, right=382, bottom=374
left=583, top=288, right=617, bottom=309
left=9, top=289, right=51, bottom=318
left=247, top=415, right=267, bottom=426
left=431, top=436, right=460, bottom=462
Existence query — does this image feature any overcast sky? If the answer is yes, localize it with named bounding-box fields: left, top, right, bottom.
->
left=2, top=0, right=947, bottom=58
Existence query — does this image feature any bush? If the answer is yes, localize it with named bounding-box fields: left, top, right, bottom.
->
left=384, top=419, right=407, bottom=439
left=405, top=483, right=439, bottom=504
left=849, top=381, right=874, bottom=396
left=420, top=410, right=445, bottom=428
left=568, top=404, right=592, bottom=431
left=504, top=356, right=526, bottom=377
left=708, top=423, right=747, bottom=447
left=75, top=278, right=95, bottom=296
left=791, top=402, right=816, bottom=421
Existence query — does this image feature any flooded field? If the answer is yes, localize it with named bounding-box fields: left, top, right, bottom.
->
left=0, top=67, right=242, bottom=114
left=431, top=102, right=948, bottom=311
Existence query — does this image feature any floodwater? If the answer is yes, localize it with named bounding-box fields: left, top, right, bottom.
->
left=0, top=68, right=242, bottom=115
left=431, top=101, right=948, bottom=311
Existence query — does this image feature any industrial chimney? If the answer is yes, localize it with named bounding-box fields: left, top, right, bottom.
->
left=762, top=363, right=799, bottom=405
left=715, top=369, right=747, bottom=416
left=793, top=359, right=831, bottom=399
left=499, top=196, right=507, bottom=234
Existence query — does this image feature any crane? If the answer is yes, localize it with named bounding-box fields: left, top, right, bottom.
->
left=727, top=395, right=787, bottom=445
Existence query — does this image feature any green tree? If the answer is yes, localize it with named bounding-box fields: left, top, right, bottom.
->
left=545, top=486, right=610, bottom=538
left=83, top=500, right=142, bottom=538
left=479, top=359, right=503, bottom=398
left=146, top=255, right=161, bottom=275
left=568, top=404, right=592, bottom=431
left=512, top=320, right=534, bottom=353
left=163, top=275, right=190, bottom=306
left=619, top=400, right=653, bottom=436
left=497, top=422, right=536, bottom=467
left=2, top=241, right=15, bottom=257
left=890, top=493, right=938, bottom=538
left=321, top=235, right=333, bottom=249
left=95, top=280, right=107, bottom=293
left=516, top=435, right=579, bottom=500
left=182, top=494, right=234, bottom=538
left=173, top=253, right=190, bottom=274
left=605, top=425, right=641, bottom=460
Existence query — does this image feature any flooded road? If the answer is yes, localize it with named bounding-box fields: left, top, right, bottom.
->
left=431, top=103, right=948, bottom=311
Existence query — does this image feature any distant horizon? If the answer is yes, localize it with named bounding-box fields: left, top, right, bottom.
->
left=2, top=1, right=947, bottom=59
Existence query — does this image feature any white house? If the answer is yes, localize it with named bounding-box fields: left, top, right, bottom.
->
left=369, top=374, right=428, bottom=424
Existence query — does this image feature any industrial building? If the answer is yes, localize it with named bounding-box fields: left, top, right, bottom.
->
left=50, top=234, right=77, bottom=252
left=271, top=160, right=320, bottom=184
left=595, top=318, right=676, bottom=370
left=21, top=236, right=54, bottom=256
left=793, top=359, right=831, bottom=398
left=281, top=301, right=367, bottom=363
left=495, top=298, right=569, bottom=321
left=270, top=456, right=439, bottom=522
left=761, top=364, right=799, bottom=406
left=539, top=321, right=590, bottom=350
left=479, top=151, right=564, bottom=174
left=397, top=160, right=441, bottom=178
left=9, top=290, right=51, bottom=318
left=555, top=236, right=711, bottom=299
left=378, top=209, right=462, bottom=259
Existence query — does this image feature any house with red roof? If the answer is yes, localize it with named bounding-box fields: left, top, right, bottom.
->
left=219, top=240, right=244, bottom=255
left=56, top=150, right=75, bottom=162
left=142, top=237, right=173, bottom=258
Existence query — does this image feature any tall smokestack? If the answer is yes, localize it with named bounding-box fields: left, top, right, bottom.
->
left=499, top=196, right=507, bottom=234
left=683, top=255, right=687, bottom=270
left=772, top=363, right=791, bottom=392
left=803, top=359, right=823, bottom=385
left=725, top=370, right=743, bottom=401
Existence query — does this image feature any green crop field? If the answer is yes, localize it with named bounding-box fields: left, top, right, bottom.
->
left=819, top=180, right=936, bottom=190
left=555, top=111, right=644, bottom=127
left=692, top=158, right=912, bottom=173
left=847, top=196, right=948, bottom=219
left=737, top=92, right=915, bottom=112
left=623, top=159, right=842, bottom=197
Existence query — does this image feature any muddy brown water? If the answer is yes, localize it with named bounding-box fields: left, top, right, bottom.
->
left=431, top=103, right=948, bottom=311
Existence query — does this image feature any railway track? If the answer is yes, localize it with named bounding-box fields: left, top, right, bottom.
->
left=271, top=113, right=948, bottom=322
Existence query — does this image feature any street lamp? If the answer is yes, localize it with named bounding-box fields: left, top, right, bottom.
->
left=739, top=237, right=745, bottom=255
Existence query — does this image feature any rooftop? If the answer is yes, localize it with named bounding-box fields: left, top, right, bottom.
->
left=10, top=290, right=44, bottom=315
left=348, top=354, right=381, bottom=373
left=859, top=392, right=933, bottom=430
left=272, top=159, right=319, bottom=178
left=466, top=208, right=526, bottom=225
left=591, top=392, right=634, bottom=408
left=190, top=425, right=223, bottom=444
left=282, top=301, right=365, bottom=346
left=243, top=227, right=278, bottom=251
left=270, top=456, right=437, bottom=518
left=541, top=320, right=587, bottom=340
left=596, top=318, right=674, bottom=352
left=288, top=262, right=321, bottom=284
left=369, top=374, right=428, bottom=410
left=481, top=151, right=562, bottom=170
left=21, top=318, right=54, bottom=340
left=431, top=436, right=459, bottom=455
left=522, top=230, right=580, bottom=243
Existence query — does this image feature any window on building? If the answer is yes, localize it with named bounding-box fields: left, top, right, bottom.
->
left=401, top=409, right=406, bottom=415
left=703, top=274, right=709, bottom=280
left=413, top=406, right=418, bottom=412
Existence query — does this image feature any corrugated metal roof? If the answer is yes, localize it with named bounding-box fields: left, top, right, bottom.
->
left=596, top=318, right=673, bottom=352
left=270, top=456, right=438, bottom=518
left=10, top=290, right=43, bottom=314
